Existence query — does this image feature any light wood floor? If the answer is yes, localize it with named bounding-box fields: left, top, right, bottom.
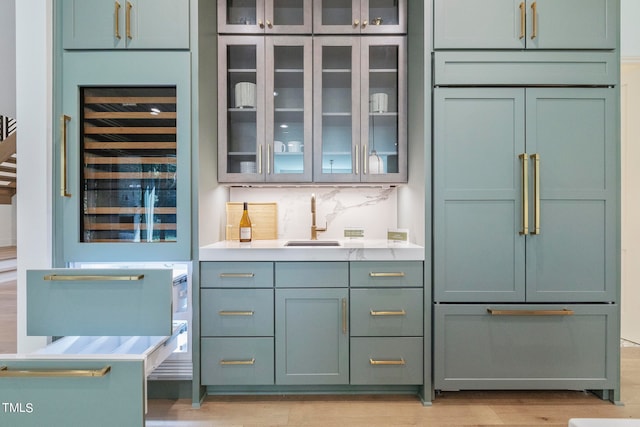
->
left=1, top=278, right=638, bottom=425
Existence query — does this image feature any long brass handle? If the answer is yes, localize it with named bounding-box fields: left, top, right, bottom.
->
left=519, top=2, right=525, bottom=39
left=267, top=143, right=272, bottom=175
left=126, top=1, right=132, bottom=40
left=114, top=2, right=121, bottom=39
left=219, top=359, right=255, bottom=365
left=219, top=273, right=255, bottom=278
left=60, top=115, right=72, bottom=197
left=342, top=298, right=347, bottom=335
left=487, top=308, right=574, bottom=316
left=519, top=153, right=529, bottom=235
left=0, top=365, right=111, bottom=377
left=370, top=310, right=406, bottom=316
left=43, top=274, right=144, bottom=281
left=369, top=272, right=405, bottom=278
left=218, top=310, right=254, bottom=316
left=258, top=145, right=263, bottom=174
left=369, top=358, right=405, bottom=366
left=532, top=153, right=540, bottom=235
left=363, top=144, right=368, bottom=175
left=354, top=144, right=359, bottom=175
left=531, top=2, right=537, bottom=40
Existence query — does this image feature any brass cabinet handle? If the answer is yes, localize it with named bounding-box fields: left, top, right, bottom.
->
left=361, top=19, right=368, bottom=28
left=266, top=19, right=273, bottom=29
left=354, top=19, right=360, bottom=27
left=363, top=144, right=368, bottom=175
left=126, top=1, right=132, bottom=40
left=0, top=365, right=111, bottom=377
left=370, top=310, right=406, bottom=316
left=43, top=274, right=144, bottom=281
left=487, top=308, right=574, bottom=316
left=258, top=145, right=263, bottom=174
left=532, top=153, right=540, bottom=235
left=60, top=115, right=72, bottom=197
left=354, top=144, right=359, bottom=175
left=114, top=2, right=121, bottom=39
left=369, top=358, right=405, bottom=366
left=258, top=20, right=265, bottom=29
left=267, top=143, right=272, bottom=175
left=519, top=2, right=525, bottom=39
left=218, top=310, right=254, bottom=316
left=531, top=2, right=537, bottom=40
left=342, top=298, right=348, bottom=335
left=220, top=358, right=255, bottom=365
left=219, top=273, right=255, bottom=278
left=519, top=153, right=529, bottom=235
left=369, top=272, right=405, bottom=278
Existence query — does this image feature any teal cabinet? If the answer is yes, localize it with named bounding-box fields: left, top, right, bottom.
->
left=275, top=288, right=349, bottom=385
left=62, top=0, right=190, bottom=50
left=58, top=51, right=191, bottom=262
left=434, top=87, right=617, bottom=303
left=434, top=0, right=617, bottom=50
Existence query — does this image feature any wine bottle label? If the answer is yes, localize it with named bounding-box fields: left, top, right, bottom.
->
left=240, top=227, right=252, bottom=240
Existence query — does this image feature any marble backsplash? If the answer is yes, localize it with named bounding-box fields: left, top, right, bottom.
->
left=229, top=187, right=398, bottom=240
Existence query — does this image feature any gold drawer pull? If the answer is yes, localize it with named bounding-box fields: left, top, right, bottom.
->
left=369, top=272, right=405, bottom=278
left=369, top=358, right=405, bottom=366
left=60, top=115, right=72, bottom=197
left=0, top=365, right=111, bottom=378
left=487, top=308, right=574, bottom=316
left=219, top=273, right=255, bottom=278
left=114, top=2, right=121, bottom=39
left=219, top=358, right=255, bottom=366
left=218, top=310, right=254, bottom=316
left=43, top=274, right=144, bottom=281
left=370, top=310, right=406, bottom=316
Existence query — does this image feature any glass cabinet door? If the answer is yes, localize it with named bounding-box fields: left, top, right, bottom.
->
left=266, top=37, right=312, bottom=182
left=360, top=0, right=407, bottom=34
left=218, top=36, right=265, bottom=183
left=81, top=87, right=178, bottom=243
left=314, top=0, right=406, bottom=34
left=314, top=37, right=361, bottom=182
left=218, top=0, right=312, bottom=34
left=266, top=0, right=312, bottom=33
left=360, top=37, right=406, bottom=183
left=218, top=0, right=264, bottom=34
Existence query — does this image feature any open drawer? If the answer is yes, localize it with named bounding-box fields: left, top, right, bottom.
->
left=0, top=269, right=182, bottom=427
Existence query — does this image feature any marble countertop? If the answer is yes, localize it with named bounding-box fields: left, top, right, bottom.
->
left=199, top=239, right=425, bottom=262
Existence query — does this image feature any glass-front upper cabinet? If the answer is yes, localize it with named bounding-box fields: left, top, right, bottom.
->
left=218, top=36, right=312, bottom=183
left=218, top=0, right=312, bottom=34
left=58, top=51, right=191, bottom=263
left=314, top=36, right=406, bottom=183
left=313, top=0, right=407, bottom=34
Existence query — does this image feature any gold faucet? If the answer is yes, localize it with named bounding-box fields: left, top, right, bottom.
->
left=310, top=193, right=327, bottom=240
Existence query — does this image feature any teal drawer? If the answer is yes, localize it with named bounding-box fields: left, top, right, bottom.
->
left=275, top=262, right=348, bottom=288
left=350, top=288, right=423, bottom=337
left=350, top=261, right=423, bottom=288
left=201, top=337, right=274, bottom=385
left=350, top=337, right=423, bottom=385
left=201, top=289, right=274, bottom=337
left=0, top=359, right=145, bottom=427
left=434, top=304, right=618, bottom=391
left=200, top=262, right=273, bottom=288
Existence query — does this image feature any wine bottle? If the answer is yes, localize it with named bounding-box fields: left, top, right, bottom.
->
left=239, top=202, right=252, bottom=242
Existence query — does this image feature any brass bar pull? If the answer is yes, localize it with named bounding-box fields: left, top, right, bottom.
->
left=60, top=115, right=72, bottom=197
left=519, top=153, right=529, bottom=235
left=44, top=274, right=144, bottom=281
left=258, top=145, right=263, bottom=174
left=342, top=298, right=348, bottom=335
left=362, top=144, right=368, bottom=175
left=531, top=2, right=537, bottom=40
left=487, top=308, right=574, bottom=316
left=218, top=310, right=254, bottom=316
left=354, top=144, right=359, bottom=175
left=114, top=2, right=121, bottom=39
left=0, top=365, right=111, bottom=378
left=519, top=2, right=525, bottom=39
left=267, top=143, right=272, bottom=175
left=126, top=1, right=132, bottom=40
left=220, top=359, right=255, bottom=366
left=369, top=358, right=405, bottom=366
left=532, top=153, right=540, bottom=235
left=370, top=310, right=406, bottom=316
left=369, top=272, right=405, bottom=278
left=219, top=273, right=255, bottom=278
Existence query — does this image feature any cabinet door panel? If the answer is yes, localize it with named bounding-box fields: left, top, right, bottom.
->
left=62, top=0, right=125, bottom=49
left=525, top=88, right=617, bottom=302
left=434, top=88, right=526, bottom=302
left=434, top=0, right=524, bottom=49
left=528, top=0, right=617, bottom=49
left=275, top=288, right=349, bottom=384
left=127, top=0, right=190, bottom=49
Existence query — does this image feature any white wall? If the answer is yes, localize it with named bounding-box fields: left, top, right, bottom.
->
left=622, top=0, right=640, bottom=59
left=0, top=202, right=16, bottom=246
left=0, top=0, right=16, bottom=119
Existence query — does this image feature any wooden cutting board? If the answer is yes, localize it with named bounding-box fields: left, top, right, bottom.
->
left=225, top=202, right=278, bottom=240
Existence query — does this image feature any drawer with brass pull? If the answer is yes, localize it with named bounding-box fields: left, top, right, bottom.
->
left=201, top=338, right=274, bottom=386
left=200, top=261, right=274, bottom=288
left=350, top=337, right=423, bottom=385
left=201, top=289, right=274, bottom=337
left=350, top=261, right=423, bottom=288
left=350, top=288, right=423, bottom=336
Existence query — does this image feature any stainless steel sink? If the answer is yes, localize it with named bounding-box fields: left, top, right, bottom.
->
left=284, top=240, right=341, bottom=247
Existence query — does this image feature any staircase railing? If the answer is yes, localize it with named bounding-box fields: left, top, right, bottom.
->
left=0, top=115, right=17, bottom=204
